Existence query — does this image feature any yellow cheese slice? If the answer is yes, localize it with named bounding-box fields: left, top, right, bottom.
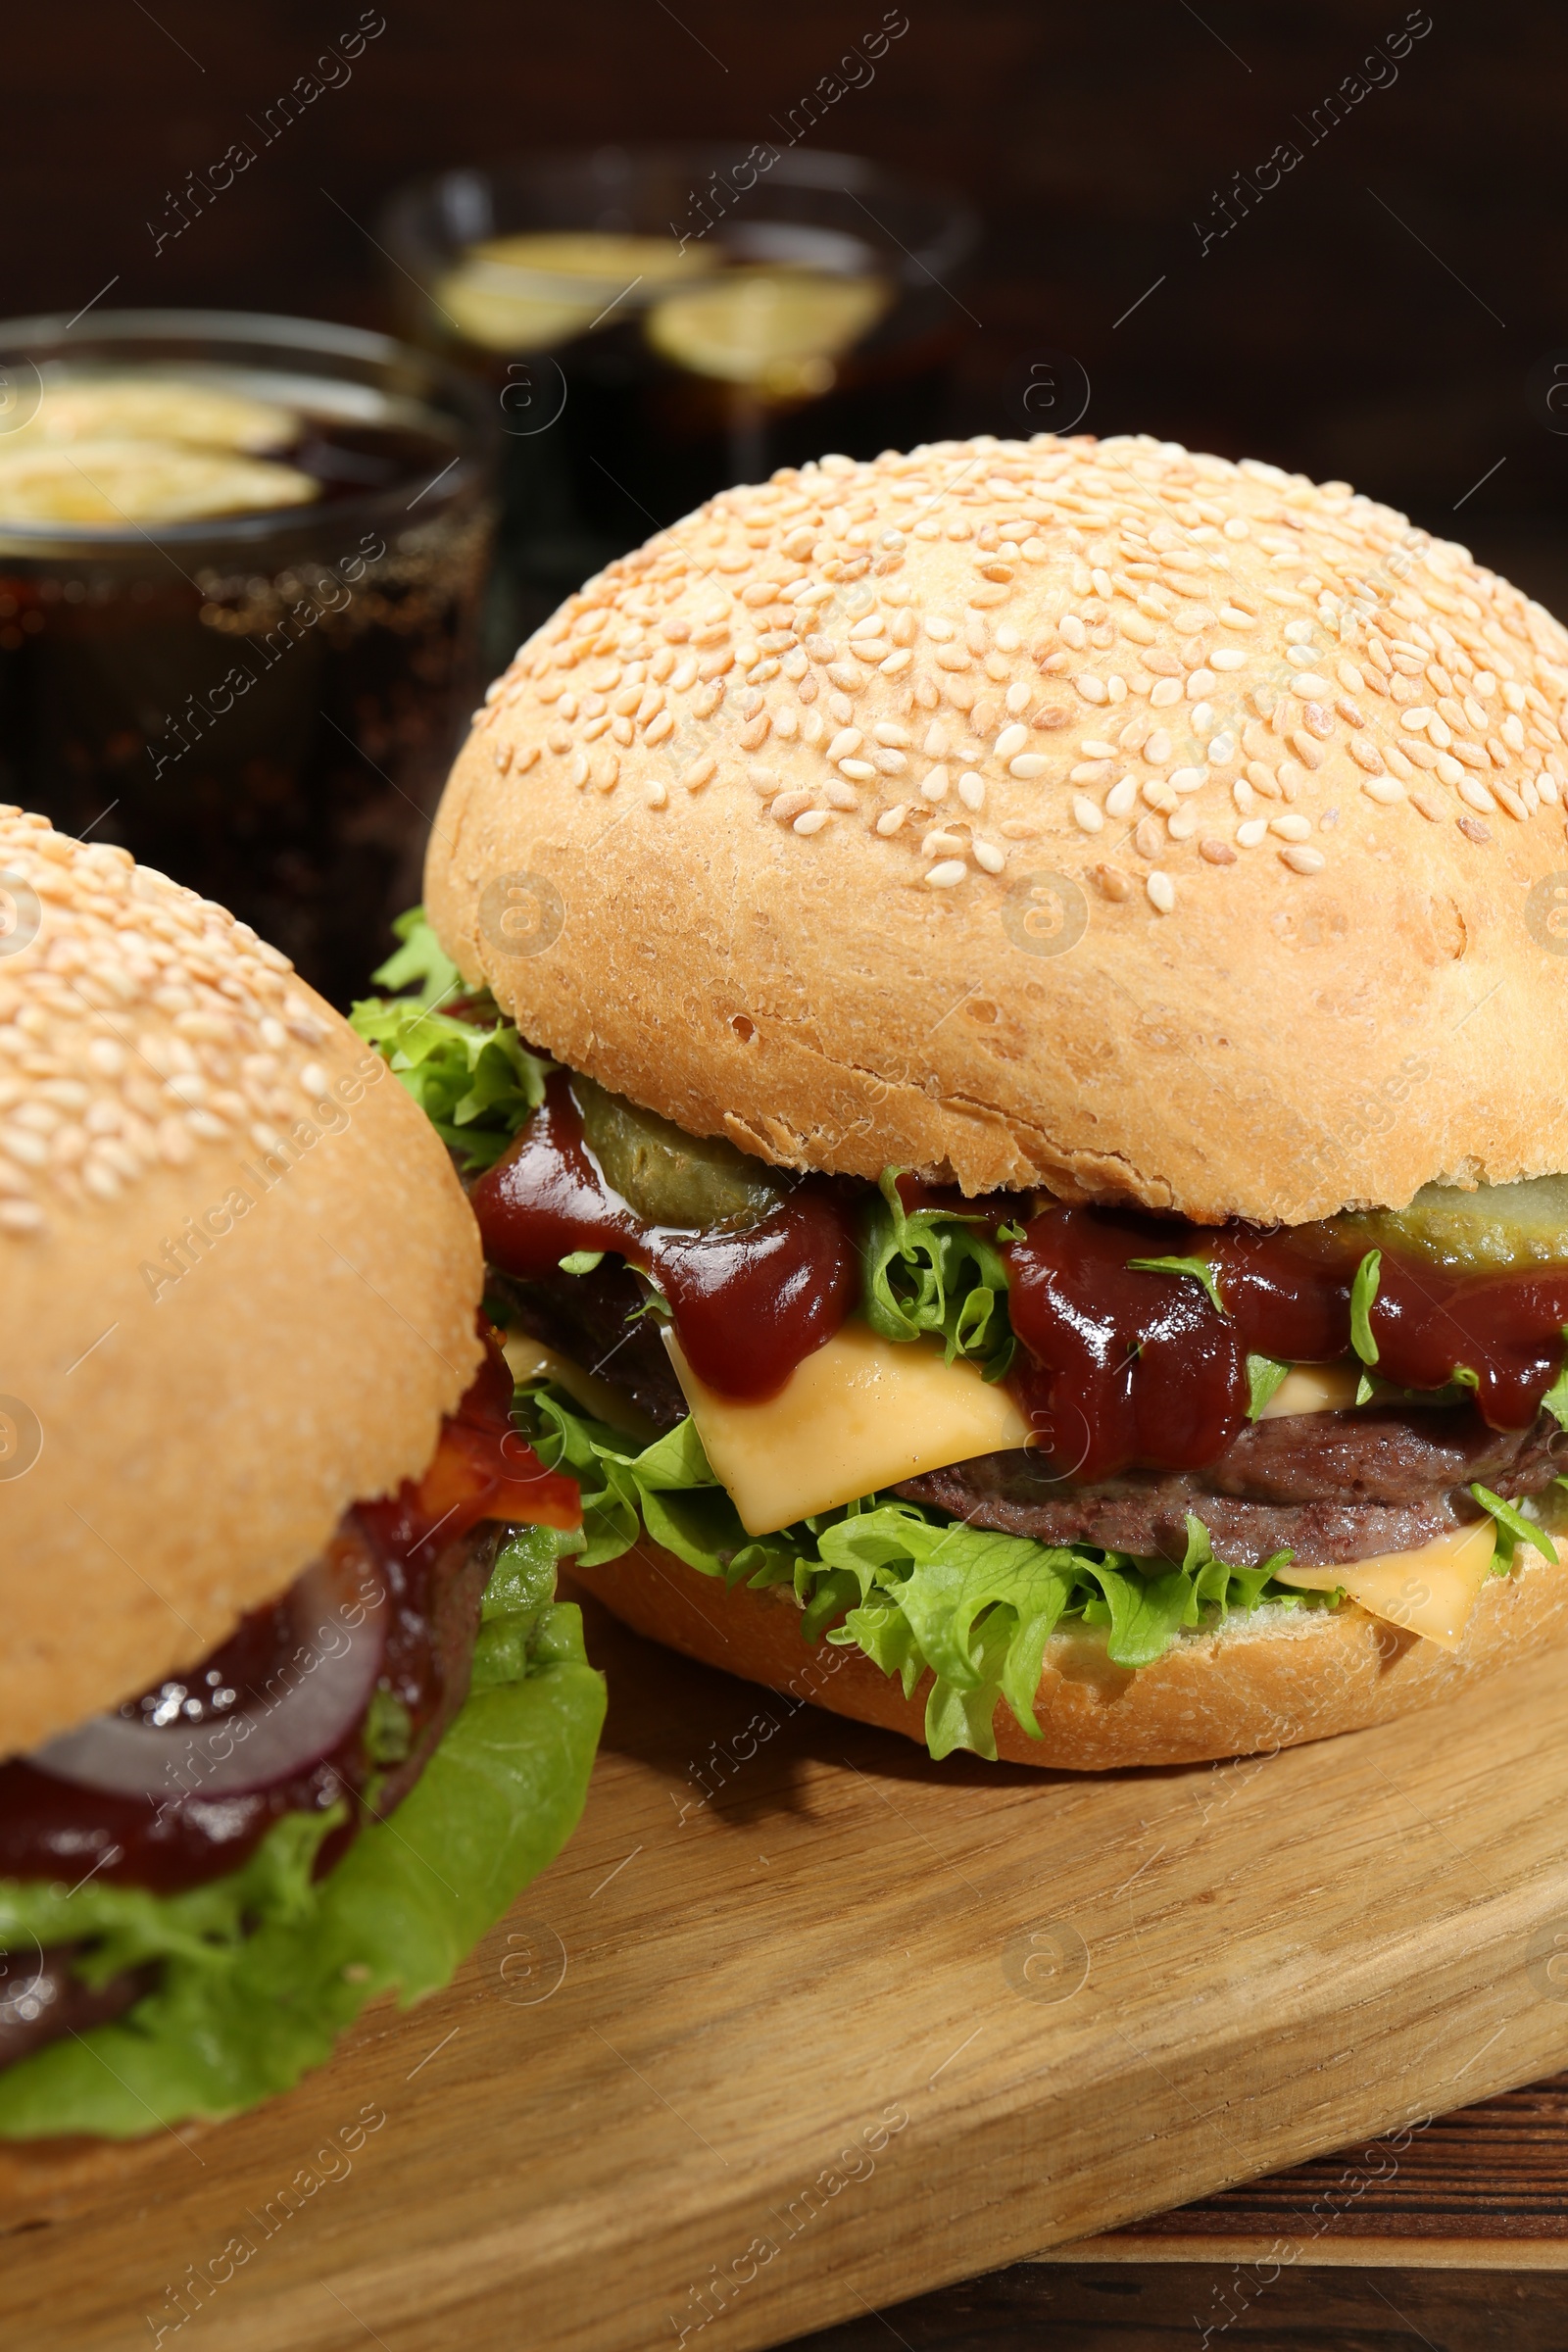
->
left=1258, top=1362, right=1362, bottom=1418
left=1270, top=1518, right=1516, bottom=1649
left=663, top=1321, right=1033, bottom=1538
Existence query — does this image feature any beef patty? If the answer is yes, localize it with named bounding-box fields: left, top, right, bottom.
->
left=490, top=1262, right=688, bottom=1430
left=501, top=1259, right=1567, bottom=1567
left=898, top=1405, right=1566, bottom=1568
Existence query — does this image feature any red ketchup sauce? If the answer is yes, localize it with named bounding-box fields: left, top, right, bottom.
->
left=1003, top=1204, right=1568, bottom=1482
left=470, top=1074, right=858, bottom=1401
left=0, top=1330, right=579, bottom=1895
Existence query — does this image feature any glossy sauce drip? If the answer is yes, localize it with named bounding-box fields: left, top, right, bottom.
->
left=471, top=1075, right=858, bottom=1401
left=0, top=1331, right=572, bottom=1895
left=1004, top=1205, right=1568, bottom=1482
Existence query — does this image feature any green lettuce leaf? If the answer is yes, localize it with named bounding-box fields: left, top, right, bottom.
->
left=517, top=1384, right=1330, bottom=1764
left=0, top=1540, right=604, bottom=2139
left=1469, top=1481, right=1557, bottom=1567
left=859, top=1170, right=1015, bottom=1379
left=1246, top=1352, right=1290, bottom=1419
left=1542, top=1334, right=1568, bottom=1434
left=1127, top=1254, right=1227, bottom=1318
left=1350, top=1248, right=1381, bottom=1366
left=350, top=909, right=550, bottom=1171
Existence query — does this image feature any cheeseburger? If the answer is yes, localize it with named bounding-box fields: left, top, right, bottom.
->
left=0, top=813, right=602, bottom=2140
left=357, top=431, right=1568, bottom=1772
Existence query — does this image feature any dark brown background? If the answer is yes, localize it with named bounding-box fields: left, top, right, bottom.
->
left=6, top=0, right=1568, bottom=602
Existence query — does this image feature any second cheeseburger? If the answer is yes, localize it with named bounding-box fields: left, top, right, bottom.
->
left=0, top=813, right=602, bottom=2141
left=359, top=431, right=1568, bottom=1769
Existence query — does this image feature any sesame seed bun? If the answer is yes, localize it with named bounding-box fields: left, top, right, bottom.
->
left=0, top=812, right=482, bottom=1761
left=569, top=1533, right=1568, bottom=1769
left=426, top=433, right=1568, bottom=1223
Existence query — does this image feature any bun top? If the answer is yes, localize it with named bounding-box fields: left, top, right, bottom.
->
left=425, top=433, right=1568, bottom=1222
left=0, top=813, right=482, bottom=1758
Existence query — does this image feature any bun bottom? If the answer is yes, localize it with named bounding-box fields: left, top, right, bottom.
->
left=569, top=1539, right=1568, bottom=1768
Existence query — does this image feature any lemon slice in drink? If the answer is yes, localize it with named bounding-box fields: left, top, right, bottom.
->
left=646, top=270, right=890, bottom=396
left=439, top=230, right=713, bottom=353
left=0, top=437, right=318, bottom=525
left=20, top=377, right=298, bottom=454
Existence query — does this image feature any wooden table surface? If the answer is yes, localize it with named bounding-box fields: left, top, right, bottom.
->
left=11, top=1587, right=1568, bottom=2350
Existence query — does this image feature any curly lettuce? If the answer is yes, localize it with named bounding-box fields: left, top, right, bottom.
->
left=0, top=1532, right=603, bottom=2138
left=861, top=1170, right=1016, bottom=1380
left=350, top=909, right=550, bottom=1171
left=518, top=1385, right=1325, bottom=1764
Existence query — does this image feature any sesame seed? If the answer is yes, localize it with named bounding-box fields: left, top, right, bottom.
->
left=1008, top=754, right=1048, bottom=778
left=926, top=859, right=966, bottom=888
left=461, top=436, right=1568, bottom=912
left=876, top=805, right=908, bottom=835
left=1168, top=767, right=1204, bottom=794
left=1237, top=817, right=1269, bottom=847
left=1281, top=845, right=1326, bottom=873
left=1105, top=776, right=1138, bottom=817
left=1147, top=871, right=1175, bottom=913
left=1072, top=795, right=1104, bottom=833
left=921, top=764, right=951, bottom=804
left=1200, top=838, right=1238, bottom=864
left=794, top=809, right=833, bottom=835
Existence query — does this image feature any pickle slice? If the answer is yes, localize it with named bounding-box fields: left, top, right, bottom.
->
left=1334, top=1175, right=1568, bottom=1274
left=645, top=269, right=890, bottom=397
left=438, top=230, right=712, bottom=354
left=573, top=1076, right=787, bottom=1232
left=0, top=438, right=318, bottom=526
left=20, top=377, right=297, bottom=454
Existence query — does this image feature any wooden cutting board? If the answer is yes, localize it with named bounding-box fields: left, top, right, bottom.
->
left=11, top=1586, right=1568, bottom=2352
